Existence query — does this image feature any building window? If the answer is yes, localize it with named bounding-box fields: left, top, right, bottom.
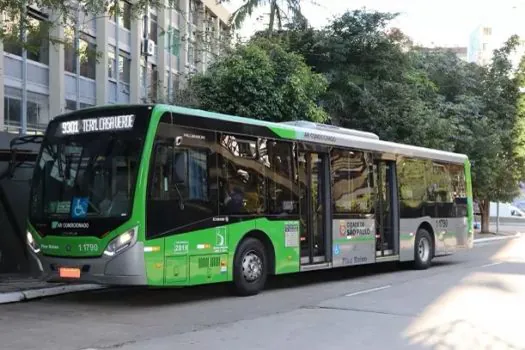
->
left=113, top=0, right=131, bottom=29
left=64, top=27, right=96, bottom=80
left=3, top=9, right=50, bottom=65
left=149, top=64, right=158, bottom=100
left=190, top=0, right=199, bottom=26
left=165, top=26, right=180, bottom=56
left=65, top=99, right=92, bottom=112
left=4, top=94, right=49, bottom=131
left=3, top=97, right=21, bottom=128
left=79, top=36, right=97, bottom=80
left=149, top=13, right=158, bottom=42
left=188, top=43, right=195, bottom=66
left=172, top=73, right=180, bottom=93
left=119, top=52, right=131, bottom=85
left=140, top=59, right=146, bottom=99
left=108, top=46, right=116, bottom=79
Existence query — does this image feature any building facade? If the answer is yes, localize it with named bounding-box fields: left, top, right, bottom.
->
left=468, top=25, right=494, bottom=66
left=468, top=22, right=525, bottom=70
left=0, top=0, right=231, bottom=134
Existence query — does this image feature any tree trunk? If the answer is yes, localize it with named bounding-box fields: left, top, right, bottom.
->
left=268, top=0, right=277, bottom=35
left=479, top=199, right=490, bottom=233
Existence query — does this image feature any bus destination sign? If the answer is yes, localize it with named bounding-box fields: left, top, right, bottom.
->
left=60, top=114, right=135, bottom=135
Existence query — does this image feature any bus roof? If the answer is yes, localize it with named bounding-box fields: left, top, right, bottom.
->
left=279, top=120, right=380, bottom=140
left=158, top=104, right=468, bottom=165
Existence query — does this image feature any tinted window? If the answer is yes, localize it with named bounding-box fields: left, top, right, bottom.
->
left=217, top=133, right=265, bottom=215
left=147, top=113, right=219, bottom=238
left=433, top=162, right=467, bottom=217
left=397, top=157, right=466, bottom=218
left=331, top=148, right=374, bottom=214
left=259, top=139, right=298, bottom=215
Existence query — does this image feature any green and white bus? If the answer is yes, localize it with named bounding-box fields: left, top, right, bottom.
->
left=26, top=104, right=474, bottom=295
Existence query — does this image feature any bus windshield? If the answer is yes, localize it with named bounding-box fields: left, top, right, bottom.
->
left=29, top=108, right=149, bottom=235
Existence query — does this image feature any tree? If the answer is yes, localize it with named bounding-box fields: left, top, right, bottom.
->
left=291, top=9, right=456, bottom=149
left=264, top=9, right=525, bottom=232
left=185, top=37, right=328, bottom=122
left=466, top=36, right=524, bottom=232
left=224, top=0, right=310, bottom=35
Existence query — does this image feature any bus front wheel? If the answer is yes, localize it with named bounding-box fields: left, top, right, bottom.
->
left=232, top=237, right=268, bottom=296
left=413, top=228, right=433, bottom=270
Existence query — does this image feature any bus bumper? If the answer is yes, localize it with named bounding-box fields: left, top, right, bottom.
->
left=30, top=241, right=148, bottom=286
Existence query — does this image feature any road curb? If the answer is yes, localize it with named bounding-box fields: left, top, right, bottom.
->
left=0, top=284, right=106, bottom=305
left=474, top=232, right=521, bottom=244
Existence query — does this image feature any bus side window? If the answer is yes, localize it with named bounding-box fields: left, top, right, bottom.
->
left=172, top=151, right=187, bottom=184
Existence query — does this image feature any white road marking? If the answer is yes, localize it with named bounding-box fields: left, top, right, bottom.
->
left=480, top=261, right=504, bottom=268
left=345, top=285, right=391, bottom=297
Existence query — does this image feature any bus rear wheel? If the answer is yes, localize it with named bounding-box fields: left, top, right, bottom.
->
left=413, top=228, right=433, bottom=270
left=232, top=237, right=268, bottom=296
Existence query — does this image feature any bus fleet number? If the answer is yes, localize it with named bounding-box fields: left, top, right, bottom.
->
left=436, top=219, right=448, bottom=229
left=78, top=243, right=99, bottom=253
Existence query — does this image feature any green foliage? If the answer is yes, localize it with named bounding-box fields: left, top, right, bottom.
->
left=246, top=9, right=525, bottom=228
left=186, top=37, right=328, bottom=122
left=224, top=0, right=309, bottom=34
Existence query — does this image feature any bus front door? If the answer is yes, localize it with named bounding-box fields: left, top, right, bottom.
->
left=298, top=151, right=331, bottom=265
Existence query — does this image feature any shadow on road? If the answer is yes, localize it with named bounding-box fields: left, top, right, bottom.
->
left=3, top=239, right=524, bottom=350
left=49, top=259, right=463, bottom=307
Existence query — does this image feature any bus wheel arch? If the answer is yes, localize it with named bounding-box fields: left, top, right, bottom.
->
left=231, top=230, right=274, bottom=296
left=413, top=222, right=434, bottom=269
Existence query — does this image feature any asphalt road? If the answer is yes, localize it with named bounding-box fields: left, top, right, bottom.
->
left=1, top=236, right=524, bottom=350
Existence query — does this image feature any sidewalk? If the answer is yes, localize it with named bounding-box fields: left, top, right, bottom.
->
left=0, top=274, right=104, bottom=305
left=474, top=230, right=521, bottom=242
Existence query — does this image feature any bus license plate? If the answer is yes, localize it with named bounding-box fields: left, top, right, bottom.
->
left=59, top=267, right=81, bottom=278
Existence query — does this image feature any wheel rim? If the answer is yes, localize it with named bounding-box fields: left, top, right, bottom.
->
left=418, top=236, right=430, bottom=262
left=242, top=250, right=263, bottom=282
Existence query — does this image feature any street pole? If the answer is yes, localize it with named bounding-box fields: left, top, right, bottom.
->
left=115, top=0, right=120, bottom=103
left=168, top=7, right=173, bottom=103
left=75, top=7, right=80, bottom=110
left=496, top=202, right=500, bottom=233
left=21, top=3, right=27, bottom=135
left=142, top=2, right=149, bottom=101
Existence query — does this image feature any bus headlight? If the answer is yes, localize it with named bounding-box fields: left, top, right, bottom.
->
left=26, top=231, right=40, bottom=253
left=103, top=226, right=138, bottom=257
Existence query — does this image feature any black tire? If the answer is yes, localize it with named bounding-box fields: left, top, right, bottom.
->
left=231, top=237, right=268, bottom=296
left=413, top=228, right=433, bottom=270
